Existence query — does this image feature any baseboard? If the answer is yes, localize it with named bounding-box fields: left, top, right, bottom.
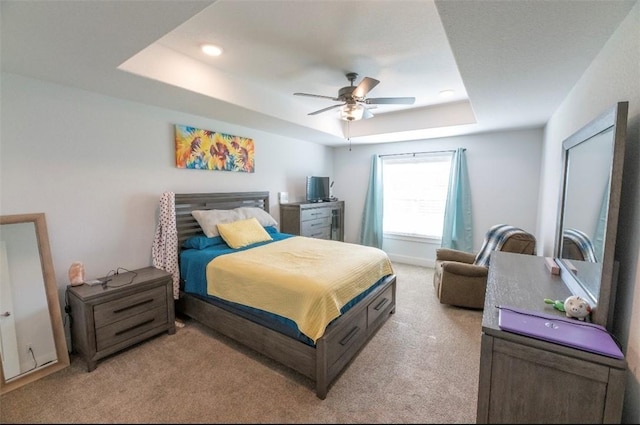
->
left=387, top=254, right=434, bottom=268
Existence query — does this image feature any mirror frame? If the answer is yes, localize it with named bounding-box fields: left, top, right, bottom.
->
left=555, top=101, right=628, bottom=330
left=0, top=213, right=69, bottom=394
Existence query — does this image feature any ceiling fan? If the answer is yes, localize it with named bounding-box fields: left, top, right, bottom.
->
left=294, top=72, right=416, bottom=121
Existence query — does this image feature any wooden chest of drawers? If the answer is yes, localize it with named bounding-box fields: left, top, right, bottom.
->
left=68, top=266, right=175, bottom=371
left=280, top=201, right=344, bottom=241
left=477, top=252, right=626, bottom=423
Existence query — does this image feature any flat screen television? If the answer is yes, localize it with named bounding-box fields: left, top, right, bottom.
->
left=306, top=176, right=330, bottom=202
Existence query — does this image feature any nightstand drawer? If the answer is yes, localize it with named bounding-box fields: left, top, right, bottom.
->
left=301, top=208, right=331, bottom=221
left=94, top=286, right=167, bottom=327
left=96, top=306, right=168, bottom=351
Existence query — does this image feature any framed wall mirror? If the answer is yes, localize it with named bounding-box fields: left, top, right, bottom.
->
left=0, top=213, right=69, bottom=394
left=555, top=101, right=628, bottom=330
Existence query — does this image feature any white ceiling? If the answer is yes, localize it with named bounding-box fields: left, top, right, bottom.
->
left=1, top=0, right=636, bottom=146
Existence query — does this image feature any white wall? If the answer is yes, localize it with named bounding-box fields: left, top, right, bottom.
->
left=0, top=72, right=334, bottom=296
left=538, top=3, right=639, bottom=422
left=332, top=128, right=543, bottom=266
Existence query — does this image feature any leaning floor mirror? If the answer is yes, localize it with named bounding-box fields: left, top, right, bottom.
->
left=0, top=213, right=69, bottom=394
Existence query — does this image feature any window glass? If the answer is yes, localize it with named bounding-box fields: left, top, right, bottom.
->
left=382, top=153, right=453, bottom=238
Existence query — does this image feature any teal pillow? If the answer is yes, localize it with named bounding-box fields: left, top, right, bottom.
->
left=182, top=235, right=225, bottom=250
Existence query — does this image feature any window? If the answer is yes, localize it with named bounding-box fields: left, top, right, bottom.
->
left=382, top=153, right=453, bottom=239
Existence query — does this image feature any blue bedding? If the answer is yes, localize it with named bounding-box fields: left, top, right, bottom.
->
left=179, top=227, right=388, bottom=346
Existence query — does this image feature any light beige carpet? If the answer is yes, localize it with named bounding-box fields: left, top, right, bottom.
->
left=0, top=263, right=483, bottom=424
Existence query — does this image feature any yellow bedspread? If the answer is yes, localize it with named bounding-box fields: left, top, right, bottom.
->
left=206, top=236, right=394, bottom=343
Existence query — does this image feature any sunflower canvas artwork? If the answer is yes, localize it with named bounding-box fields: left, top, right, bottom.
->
left=175, top=124, right=255, bottom=173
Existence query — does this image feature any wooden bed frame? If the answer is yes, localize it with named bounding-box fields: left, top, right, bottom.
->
left=173, top=191, right=397, bottom=399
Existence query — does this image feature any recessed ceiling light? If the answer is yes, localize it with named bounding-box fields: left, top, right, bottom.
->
left=439, top=89, right=455, bottom=98
left=201, top=44, right=223, bottom=57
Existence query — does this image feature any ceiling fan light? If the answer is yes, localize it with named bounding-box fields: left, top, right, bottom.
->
left=341, top=103, right=364, bottom=121
left=201, top=44, right=223, bottom=57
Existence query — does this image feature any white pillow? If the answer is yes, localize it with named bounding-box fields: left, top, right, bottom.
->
left=234, top=207, right=278, bottom=228
left=191, top=209, right=241, bottom=238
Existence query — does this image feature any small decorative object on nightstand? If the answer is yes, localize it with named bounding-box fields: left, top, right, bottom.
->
left=68, top=261, right=85, bottom=286
left=67, top=266, right=176, bottom=371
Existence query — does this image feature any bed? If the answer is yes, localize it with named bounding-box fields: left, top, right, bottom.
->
left=173, top=191, right=397, bottom=399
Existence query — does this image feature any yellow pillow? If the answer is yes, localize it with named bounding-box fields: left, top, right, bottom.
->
left=217, top=217, right=273, bottom=249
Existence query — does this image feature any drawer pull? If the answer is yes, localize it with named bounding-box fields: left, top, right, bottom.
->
left=339, top=326, right=361, bottom=346
left=373, top=297, right=389, bottom=311
left=113, top=299, right=154, bottom=314
left=115, top=318, right=155, bottom=336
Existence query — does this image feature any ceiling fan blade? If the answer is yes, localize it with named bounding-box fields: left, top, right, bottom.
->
left=366, top=97, right=416, bottom=105
left=294, top=92, right=340, bottom=101
left=353, top=77, right=380, bottom=98
left=308, top=103, right=344, bottom=116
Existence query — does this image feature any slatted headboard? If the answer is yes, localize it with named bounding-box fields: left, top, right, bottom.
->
left=174, top=191, right=270, bottom=250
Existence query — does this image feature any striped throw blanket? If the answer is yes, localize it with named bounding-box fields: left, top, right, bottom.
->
left=473, top=224, right=531, bottom=267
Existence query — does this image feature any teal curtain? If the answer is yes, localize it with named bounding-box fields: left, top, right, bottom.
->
left=359, top=154, right=384, bottom=248
left=441, top=148, right=473, bottom=252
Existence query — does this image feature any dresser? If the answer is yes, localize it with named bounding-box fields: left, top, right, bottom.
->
left=68, top=266, right=176, bottom=371
left=280, top=200, right=344, bottom=241
left=476, top=252, right=626, bottom=423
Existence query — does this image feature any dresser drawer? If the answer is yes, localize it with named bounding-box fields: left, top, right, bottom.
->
left=94, top=286, right=167, bottom=327
left=301, top=208, right=331, bottom=221
left=96, top=306, right=168, bottom=351
left=367, top=285, right=394, bottom=328
left=303, top=226, right=331, bottom=239
left=301, top=217, right=331, bottom=238
left=326, top=311, right=367, bottom=367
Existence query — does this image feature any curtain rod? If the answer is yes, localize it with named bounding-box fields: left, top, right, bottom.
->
left=378, top=148, right=465, bottom=158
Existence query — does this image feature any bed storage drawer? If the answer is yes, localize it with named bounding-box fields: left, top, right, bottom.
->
left=367, top=285, right=394, bottom=328
left=326, top=311, right=367, bottom=367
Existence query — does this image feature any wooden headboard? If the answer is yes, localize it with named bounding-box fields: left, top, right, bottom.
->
left=174, top=191, right=270, bottom=249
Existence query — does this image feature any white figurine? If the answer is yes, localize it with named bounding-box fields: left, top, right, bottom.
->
left=563, top=295, right=591, bottom=321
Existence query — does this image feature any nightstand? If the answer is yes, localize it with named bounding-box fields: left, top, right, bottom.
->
left=67, top=266, right=176, bottom=371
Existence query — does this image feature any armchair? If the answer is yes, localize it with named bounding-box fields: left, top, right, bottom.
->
left=562, top=228, right=597, bottom=262
left=433, top=224, right=536, bottom=309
